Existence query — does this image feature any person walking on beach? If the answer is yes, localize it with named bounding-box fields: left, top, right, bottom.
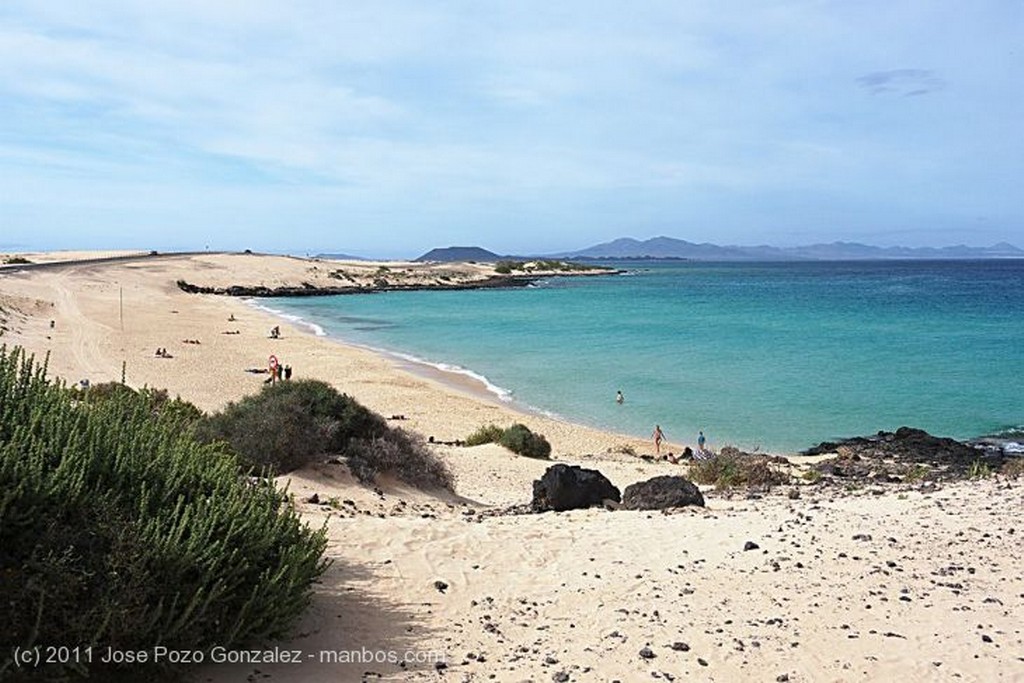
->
left=697, top=430, right=706, bottom=454
left=616, top=390, right=624, bottom=404
left=652, top=424, right=665, bottom=455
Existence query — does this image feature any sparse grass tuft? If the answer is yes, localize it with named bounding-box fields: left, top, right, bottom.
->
left=999, top=458, right=1024, bottom=479
left=689, top=447, right=788, bottom=490
left=968, top=459, right=992, bottom=479
left=801, top=468, right=822, bottom=483
left=903, top=463, right=930, bottom=482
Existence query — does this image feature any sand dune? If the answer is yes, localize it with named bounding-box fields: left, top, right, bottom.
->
left=1, top=252, right=1021, bottom=682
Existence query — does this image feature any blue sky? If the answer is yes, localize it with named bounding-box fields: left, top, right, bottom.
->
left=1, top=2, right=1021, bottom=258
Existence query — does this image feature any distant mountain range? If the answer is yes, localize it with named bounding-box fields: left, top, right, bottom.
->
left=328, top=238, right=1024, bottom=264
left=553, top=236, right=1024, bottom=261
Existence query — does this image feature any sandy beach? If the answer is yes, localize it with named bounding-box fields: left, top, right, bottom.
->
left=2, top=252, right=1021, bottom=682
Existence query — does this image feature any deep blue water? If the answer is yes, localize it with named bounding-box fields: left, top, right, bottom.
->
left=267, top=260, right=1024, bottom=453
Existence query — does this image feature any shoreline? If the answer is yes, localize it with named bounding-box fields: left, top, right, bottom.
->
left=2, top=251, right=1014, bottom=459
left=249, top=295, right=725, bottom=457
left=0, top=252, right=675, bottom=458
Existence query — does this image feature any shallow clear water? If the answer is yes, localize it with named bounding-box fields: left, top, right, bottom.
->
left=268, top=260, right=1024, bottom=452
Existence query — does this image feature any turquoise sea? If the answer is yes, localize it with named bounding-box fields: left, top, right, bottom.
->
left=266, top=260, right=1024, bottom=453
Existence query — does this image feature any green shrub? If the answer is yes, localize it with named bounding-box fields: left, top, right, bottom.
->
left=499, top=423, right=552, bottom=459
left=494, top=261, right=524, bottom=275
left=465, top=424, right=504, bottom=446
left=2, top=256, right=31, bottom=265
left=80, top=383, right=204, bottom=426
left=197, top=379, right=387, bottom=474
left=345, top=429, right=454, bottom=491
left=0, top=345, right=327, bottom=680
left=464, top=423, right=552, bottom=459
left=197, top=379, right=452, bottom=490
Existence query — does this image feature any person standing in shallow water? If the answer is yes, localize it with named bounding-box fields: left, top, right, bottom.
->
left=652, top=425, right=665, bottom=455
left=698, top=430, right=706, bottom=453
left=616, top=390, right=624, bottom=404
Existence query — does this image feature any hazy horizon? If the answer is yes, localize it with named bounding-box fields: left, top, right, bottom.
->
left=2, top=2, right=1021, bottom=257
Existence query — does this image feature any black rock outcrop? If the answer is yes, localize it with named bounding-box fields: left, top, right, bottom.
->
left=804, top=426, right=1005, bottom=482
left=176, top=277, right=535, bottom=297
left=622, top=475, right=705, bottom=510
left=531, top=464, right=620, bottom=513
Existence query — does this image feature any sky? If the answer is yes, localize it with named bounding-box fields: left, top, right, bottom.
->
left=1, top=2, right=1021, bottom=258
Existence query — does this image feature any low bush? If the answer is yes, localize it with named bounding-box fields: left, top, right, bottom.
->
left=689, top=447, right=788, bottom=490
left=197, top=379, right=453, bottom=490
left=499, top=423, right=552, bottom=459
left=494, top=261, right=524, bottom=274
left=346, top=429, right=454, bottom=491
left=196, top=379, right=387, bottom=474
left=464, top=422, right=552, bottom=459
left=81, top=382, right=204, bottom=425
left=465, top=424, right=504, bottom=446
left=0, top=345, right=327, bottom=680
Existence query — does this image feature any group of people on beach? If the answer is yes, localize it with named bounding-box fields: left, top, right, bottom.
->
left=616, top=389, right=709, bottom=462
left=651, top=424, right=709, bottom=463
left=264, top=362, right=293, bottom=383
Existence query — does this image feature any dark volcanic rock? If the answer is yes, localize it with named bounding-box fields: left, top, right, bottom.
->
left=532, top=464, right=621, bottom=512
left=177, top=276, right=538, bottom=298
left=803, top=426, right=1004, bottom=483
left=622, top=475, right=704, bottom=510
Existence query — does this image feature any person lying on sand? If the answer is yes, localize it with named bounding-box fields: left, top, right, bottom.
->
left=662, top=447, right=694, bottom=464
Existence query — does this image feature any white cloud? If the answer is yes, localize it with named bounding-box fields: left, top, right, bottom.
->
left=1, top=1, right=1021, bottom=251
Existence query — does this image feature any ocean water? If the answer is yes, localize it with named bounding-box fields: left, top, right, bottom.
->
left=267, top=260, right=1024, bottom=453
